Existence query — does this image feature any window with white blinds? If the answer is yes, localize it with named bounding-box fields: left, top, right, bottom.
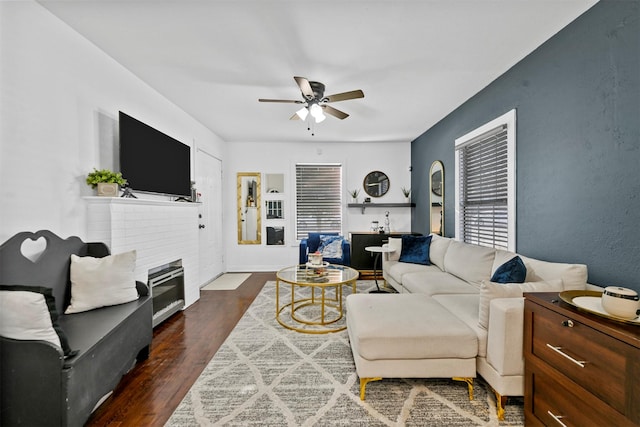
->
left=295, top=163, right=343, bottom=240
left=455, top=110, right=516, bottom=251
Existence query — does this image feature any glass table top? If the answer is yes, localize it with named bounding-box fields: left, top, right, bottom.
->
left=277, top=264, right=359, bottom=286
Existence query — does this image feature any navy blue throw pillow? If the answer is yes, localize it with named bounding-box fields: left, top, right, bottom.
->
left=490, top=256, right=527, bottom=283
left=399, top=235, right=432, bottom=265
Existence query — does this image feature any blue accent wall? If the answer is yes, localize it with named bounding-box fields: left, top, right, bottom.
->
left=411, top=0, right=639, bottom=290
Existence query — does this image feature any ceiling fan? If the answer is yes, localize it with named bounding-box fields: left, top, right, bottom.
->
left=258, top=76, right=364, bottom=123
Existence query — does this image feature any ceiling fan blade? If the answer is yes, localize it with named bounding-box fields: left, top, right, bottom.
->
left=324, top=89, right=364, bottom=103
left=289, top=112, right=301, bottom=120
left=294, top=76, right=314, bottom=99
left=322, top=105, right=349, bottom=120
left=258, top=98, right=304, bottom=104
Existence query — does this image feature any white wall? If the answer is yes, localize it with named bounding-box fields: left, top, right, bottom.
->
left=0, top=1, right=413, bottom=275
left=225, top=141, right=412, bottom=271
left=0, top=1, right=225, bottom=245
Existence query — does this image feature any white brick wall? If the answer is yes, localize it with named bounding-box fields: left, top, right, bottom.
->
left=85, top=197, right=200, bottom=307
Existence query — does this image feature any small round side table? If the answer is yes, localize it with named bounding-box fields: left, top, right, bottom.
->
left=364, top=246, right=396, bottom=293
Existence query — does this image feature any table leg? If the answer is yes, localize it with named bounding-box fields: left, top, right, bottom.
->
left=369, top=252, right=388, bottom=293
left=275, top=278, right=280, bottom=318
left=374, top=252, right=380, bottom=289
left=321, top=287, right=326, bottom=325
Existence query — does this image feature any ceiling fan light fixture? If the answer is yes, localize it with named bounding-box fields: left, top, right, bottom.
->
left=309, top=103, right=325, bottom=122
left=295, top=107, right=309, bottom=120
left=259, top=77, right=363, bottom=128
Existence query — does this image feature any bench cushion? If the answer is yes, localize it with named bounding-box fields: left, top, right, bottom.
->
left=346, top=294, right=477, bottom=361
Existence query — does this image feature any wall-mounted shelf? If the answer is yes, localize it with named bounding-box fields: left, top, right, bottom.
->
left=348, top=202, right=415, bottom=214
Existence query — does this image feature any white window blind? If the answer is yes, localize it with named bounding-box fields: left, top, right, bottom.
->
left=295, top=163, right=342, bottom=240
left=455, top=110, right=516, bottom=251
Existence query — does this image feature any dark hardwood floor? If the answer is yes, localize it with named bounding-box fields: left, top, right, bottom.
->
left=86, top=272, right=275, bottom=426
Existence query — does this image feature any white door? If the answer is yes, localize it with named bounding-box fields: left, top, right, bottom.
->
left=196, top=149, right=223, bottom=286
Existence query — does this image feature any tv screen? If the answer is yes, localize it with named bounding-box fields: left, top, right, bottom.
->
left=119, top=111, right=191, bottom=197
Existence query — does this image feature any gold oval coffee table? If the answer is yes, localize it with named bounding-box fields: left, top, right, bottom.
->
left=276, top=264, right=359, bottom=334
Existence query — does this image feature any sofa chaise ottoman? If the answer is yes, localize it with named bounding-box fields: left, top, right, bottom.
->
left=346, top=293, right=478, bottom=400
left=346, top=233, right=588, bottom=420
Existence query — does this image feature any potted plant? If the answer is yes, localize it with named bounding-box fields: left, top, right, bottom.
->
left=401, top=187, right=411, bottom=203
left=86, top=168, right=127, bottom=197
left=348, top=188, right=360, bottom=203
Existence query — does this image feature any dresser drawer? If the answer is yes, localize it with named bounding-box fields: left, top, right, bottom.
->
left=527, top=364, right=633, bottom=427
left=529, top=303, right=630, bottom=414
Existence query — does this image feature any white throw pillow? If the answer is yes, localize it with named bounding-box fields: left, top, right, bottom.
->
left=65, top=250, right=138, bottom=314
left=478, top=279, right=564, bottom=329
left=0, top=289, right=62, bottom=348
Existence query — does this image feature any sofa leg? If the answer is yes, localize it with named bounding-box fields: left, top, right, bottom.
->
left=359, top=377, right=382, bottom=400
left=452, top=377, right=474, bottom=400
left=493, top=390, right=507, bottom=421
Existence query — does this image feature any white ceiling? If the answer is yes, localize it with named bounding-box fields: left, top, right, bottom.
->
left=38, top=0, right=598, bottom=144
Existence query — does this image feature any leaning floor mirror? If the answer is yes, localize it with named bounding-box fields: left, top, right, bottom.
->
left=237, top=172, right=261, bottom=244
left=430, top=161, right=444, bottom=236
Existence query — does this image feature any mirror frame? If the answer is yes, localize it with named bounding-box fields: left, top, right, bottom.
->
left=429, top=161, right=444, bottom=236
left=363, top=170, right=390, bottom=198
left=237, top=172, right=262, bottom=244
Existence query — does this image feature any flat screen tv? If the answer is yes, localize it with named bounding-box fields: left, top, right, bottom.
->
left=119, top=111, right=191, bottom=197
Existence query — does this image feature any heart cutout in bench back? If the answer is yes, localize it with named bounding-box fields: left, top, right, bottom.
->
left=20, top=236, right=48, bottom=263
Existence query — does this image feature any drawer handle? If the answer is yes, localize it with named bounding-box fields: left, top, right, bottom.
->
left=546, top=344, right=587, bottom=367
left=548, top=411, right=568, bottom=427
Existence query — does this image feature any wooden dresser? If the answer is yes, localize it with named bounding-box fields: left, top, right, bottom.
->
left=524, top=292, right=640, bottom=426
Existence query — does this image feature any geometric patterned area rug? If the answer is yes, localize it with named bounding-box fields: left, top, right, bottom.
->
left=165, top=281, right=524, bottom=426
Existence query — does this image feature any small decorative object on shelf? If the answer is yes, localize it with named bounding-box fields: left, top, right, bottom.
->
left=401, top=186, right=411, bottom=203
left=86, top=168, right=127, bottom=197
left=348, top=188, right=360, bottom=203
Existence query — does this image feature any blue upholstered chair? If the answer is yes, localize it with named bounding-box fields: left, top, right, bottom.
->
left=299, top=232, right=351, bottom=266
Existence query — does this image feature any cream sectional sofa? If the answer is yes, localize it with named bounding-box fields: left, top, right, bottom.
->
left=352, top=233, right=588, bottom=418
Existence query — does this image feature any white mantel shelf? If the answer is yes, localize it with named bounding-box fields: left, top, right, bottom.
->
left=83, top=196, right=200, bottom=207
left=84, top=196, right=200, bottom=309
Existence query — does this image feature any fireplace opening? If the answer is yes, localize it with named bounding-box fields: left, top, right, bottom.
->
left=148, top=260, right=185, bottom=327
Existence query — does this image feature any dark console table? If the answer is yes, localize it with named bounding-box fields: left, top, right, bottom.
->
left=349, top=232, right=418, bottom=274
